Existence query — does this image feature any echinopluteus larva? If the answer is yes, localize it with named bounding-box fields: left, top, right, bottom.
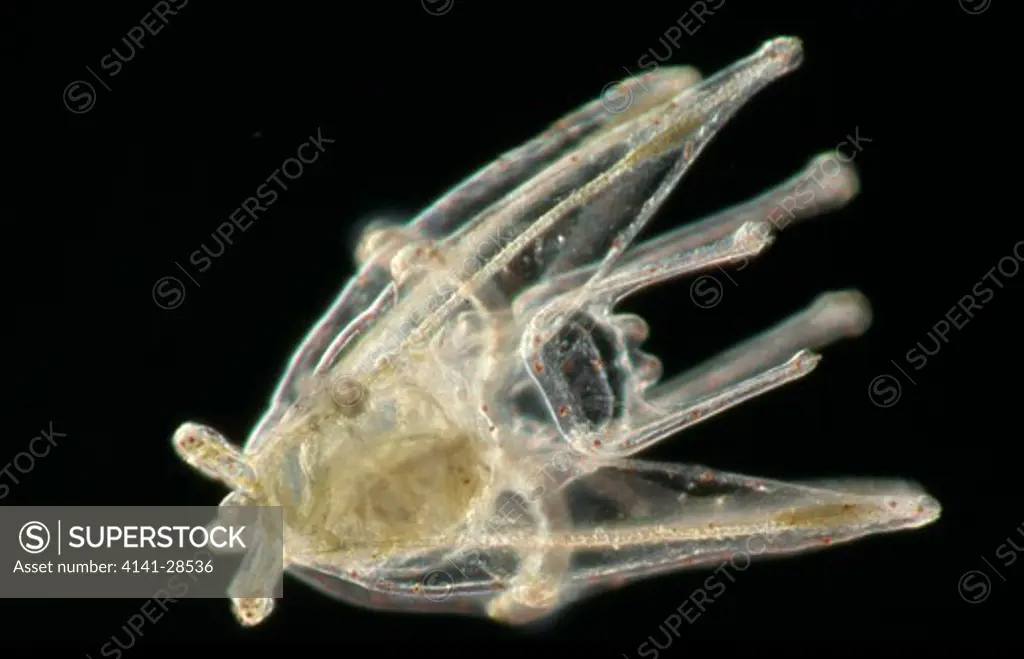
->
left=172, top=36, right=940, bottom=627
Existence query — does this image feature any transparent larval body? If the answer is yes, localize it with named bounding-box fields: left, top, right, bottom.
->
left=173, top=37, right=941, bottom=627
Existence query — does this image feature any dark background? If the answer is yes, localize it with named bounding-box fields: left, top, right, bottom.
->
left=2, top=0, right=1016, bottom=653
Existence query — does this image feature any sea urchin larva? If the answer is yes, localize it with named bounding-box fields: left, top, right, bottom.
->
left=172, top=36, right=941, bottom=627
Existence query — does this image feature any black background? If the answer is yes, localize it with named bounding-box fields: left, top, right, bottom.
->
left=2, top=0, right=1017, bottom=654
